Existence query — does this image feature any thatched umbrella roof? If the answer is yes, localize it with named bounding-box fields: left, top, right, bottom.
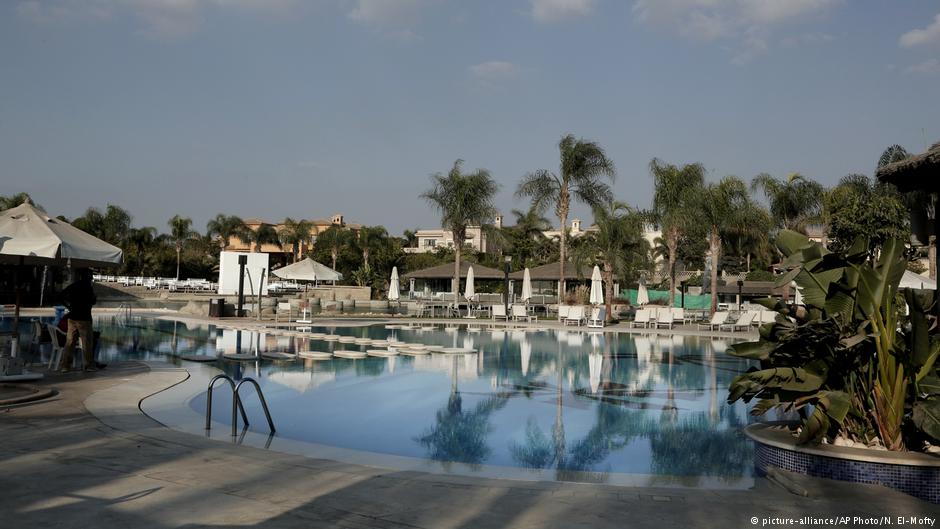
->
left=508, top=261, right=610, bottom=281
left=402, top=261, right=505, bottom=280
left=876, top=141, right=940, bottom=192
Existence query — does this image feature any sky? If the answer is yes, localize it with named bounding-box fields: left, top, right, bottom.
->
left=1, top=0, right=939, bottom=235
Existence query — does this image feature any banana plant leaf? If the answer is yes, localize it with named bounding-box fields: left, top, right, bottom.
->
left=912, top=399, right=940, bottom=442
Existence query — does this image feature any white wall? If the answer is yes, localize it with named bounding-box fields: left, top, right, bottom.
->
left=218, top=251, right=270, bottom=296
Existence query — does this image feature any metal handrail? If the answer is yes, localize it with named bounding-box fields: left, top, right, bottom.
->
left=234, top=378, right=276, bottom=434
left=205, top=374, right=250, bottom=437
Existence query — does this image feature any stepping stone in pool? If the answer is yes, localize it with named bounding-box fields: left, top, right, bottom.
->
left=261, top=352, right=296, bottom=360
left=333, top=350, right=367, bottom=359
left=337, top=336, right=357, bottom=343
left=367, top=349, right=399, bottom=357
left=298, top=351, right=333, bottom=360
left=322, top=335, right=341, bottom=341
left=384, top=324, right=401, bottom=330
left=308, top=333, right=326, bottom=339
left=435, top=347, right=476, bottom=354
left=399, top=348, right=430, bottom=356
left=404, top=344, right=429, bottom=350
left=370, top=340, right=389, bottom=347
left=179, top=354, right=217, bottom=363
left=354, top=338, right=373, bottom=345
left=223, top=353, right=260, bottom=361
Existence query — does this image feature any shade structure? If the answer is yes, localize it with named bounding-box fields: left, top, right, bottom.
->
left=589, top=265, right=603, bottom=305
left=272, top=257, right=342, bottom=282
left=520, top=267, right=533, bottom=302
left=388, top=266, right=400, bottom=301
left=637, top=278, right=650, bottom=305
left=0, top=202, right=122, bottom=267
left=464, top=266, right=475, bottom=301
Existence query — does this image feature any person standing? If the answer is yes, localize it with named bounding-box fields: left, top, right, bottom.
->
left=60, top=269, right=97, bottom=372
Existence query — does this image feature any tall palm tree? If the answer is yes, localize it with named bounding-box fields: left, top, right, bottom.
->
left=127, top=227, right=157, bottom=276
left=206, top=214, right=248, bottom=251
left=244, top=223, right=280, bottom=253
left=316, top=226, right=352, bottom=270
left=168, top=215, right=195, bottom=280
left=750, top=172, right=825, bottom=233
left=517, top=134, right=615, bottom=295
left=357, top=225, right=388, bottom=266
left=573, top=201, right=649, bottom=321
left=698, top=176, right=752, bottom=314
left=280, top=218, right=313, bottom=263
left=649, top=158, right=705, bottom=306
left=422, top=159, right=500, bottom=302
left=723, top=204, right=772, bottom=272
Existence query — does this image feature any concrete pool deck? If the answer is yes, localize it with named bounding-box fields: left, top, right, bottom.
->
left=0, top=362, right=936, bottom=528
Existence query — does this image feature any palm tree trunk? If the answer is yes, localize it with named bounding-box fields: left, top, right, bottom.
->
left=453, top=238, right=462, bottom=306
left=667, top=228, right=678, bottom=307
left=175, top=244, right=181, bottom=280
left=603, top=262, right=613, bottom=322
left=709, top=227, right=721, bottom=315
left=331, top=249, right=338, bottom=271
left=930, top=236, right=937, bottom=281
left=558, top=207, right=568, bottom=301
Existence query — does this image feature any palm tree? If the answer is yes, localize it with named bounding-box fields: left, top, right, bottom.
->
left=127, top=227, right=157, bottom=275
left=357, top=225, right=388, bottom=266
left=649, top=158, right=705, bottom=306
left=280, top=218, right=313, bottom=263
left=722, top=204, right=772, bottom=272
left=573, top=201, right=649, bottom=321
left=206, top=214, right=248, bottom=251
left=750, top=172, right=825, bottom=233
left=422, top=159, right=500, bottom=302
left=316, top=226, right=352, bottom=270
left=517, top=134, right=615, bottom=296
left=168, top=215, right=195, bottom=279
left=244, top=223, right=280, bottom=253
left=698, top=176, right=752, bottom=314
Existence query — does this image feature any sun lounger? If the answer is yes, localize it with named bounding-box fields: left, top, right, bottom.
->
left=492, top=304, right=509, bottom=321
left=557, top=305, right=571, bottom=321
left=588, top=307, right=606, bottom=328
left=720, top=311, right=756, bottom=332
left=564, top=306, right=586, bottom=326
left=655, top=307, right=674, bottom=329
left=671, top=307, right=685, bottom=326
left=631, top=308, right=651, bottom=328
left=511, top=304, right=534, bottom=322
left=697, top=311, right=729, bottom=331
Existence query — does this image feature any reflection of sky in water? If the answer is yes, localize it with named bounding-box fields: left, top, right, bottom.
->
left=25, top=317, right=758, bottom=483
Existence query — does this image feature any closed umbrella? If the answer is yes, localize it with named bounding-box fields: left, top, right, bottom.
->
left=388, top=266, right=401, bottom=302
left=589, top=265, right=603, bottom=306
left=520, top=267, right=533, bottom=302
left=464, top=266, right=475, bottom=301
left=637, top=277, right=649, bottom=305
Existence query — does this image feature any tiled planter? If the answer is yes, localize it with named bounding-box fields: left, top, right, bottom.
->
left=746, top=422, right=940, bottom=504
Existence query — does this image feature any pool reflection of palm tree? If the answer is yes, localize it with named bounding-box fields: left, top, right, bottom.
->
left=415, top=355, right=509, bottom=469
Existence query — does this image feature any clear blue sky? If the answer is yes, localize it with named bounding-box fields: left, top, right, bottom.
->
left=2, top=0, right=938, bottom=234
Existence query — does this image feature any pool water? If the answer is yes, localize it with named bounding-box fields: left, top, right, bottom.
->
left=20, top=316, right=757, bottom=485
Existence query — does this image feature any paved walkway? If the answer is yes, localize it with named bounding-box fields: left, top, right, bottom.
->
left=1, top=363, right=936, bottom=528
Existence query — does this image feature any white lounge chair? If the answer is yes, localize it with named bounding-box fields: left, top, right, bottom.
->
left=564, top=306, right=586, bottom=326
left=492, top=304, right=508, bottom=321
left=588, top=307, right=606, bottom=328
left=631, top=309, right=651, bottom=328
left=655, top=307, right=674, bottom=329
left=47, top=323, right=88, bottom=370
left=557, top=305, right=571, bottom=321
left=671, top=307, right=685, bottom=327
left=721, top=311, right=756, bottom=332
left=275, top=302, right=292, bottom=323
left=759, top=311, right=777, bottom=325
left=511, top=304, right=534, bottom=322
left=698, top=311, right=729, bottom=331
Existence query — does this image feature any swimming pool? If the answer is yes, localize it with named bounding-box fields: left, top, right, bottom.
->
left=33, top=316, right=758, bottom=486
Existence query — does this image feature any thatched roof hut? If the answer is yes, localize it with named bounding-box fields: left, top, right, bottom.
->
left=876, top=141, right=940, bottom=192
left=402, top=261, right=504, bottom=280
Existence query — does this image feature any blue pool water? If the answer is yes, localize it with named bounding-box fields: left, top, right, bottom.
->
left=18, top=316, right=757, bottom=484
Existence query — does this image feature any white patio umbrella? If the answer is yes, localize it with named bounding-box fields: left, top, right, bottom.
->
left=0, top=202, right=123, bottom=377
left=520, top=267, right=533, bottom=302
left=589, top=265, right=603, bottom=306
left=387, top=266, right=401, bottom=302
left=637, top=277, right=650, bottom=305
left=272, top=257, right=342, bottom=282
left=464, top=266, right=475, bottom=301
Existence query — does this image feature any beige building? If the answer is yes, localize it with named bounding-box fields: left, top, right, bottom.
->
left=226, top=214, right=362, bottom=262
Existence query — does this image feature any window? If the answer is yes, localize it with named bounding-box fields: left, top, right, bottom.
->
left=423, top=239, right=437, bottom=247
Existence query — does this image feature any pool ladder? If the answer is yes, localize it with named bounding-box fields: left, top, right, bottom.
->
left=205, top=374, right=276, bottom=437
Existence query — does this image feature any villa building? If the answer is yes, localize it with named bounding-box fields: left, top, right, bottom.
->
left=225, top=214, right=362, bottom=263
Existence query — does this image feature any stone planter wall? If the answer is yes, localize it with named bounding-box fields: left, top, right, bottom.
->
left=746, top=422, right=940, bottom=504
